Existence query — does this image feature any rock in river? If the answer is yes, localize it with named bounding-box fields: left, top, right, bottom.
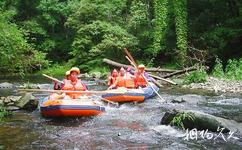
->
left=161, top=109, right=242, bottom=134
left=171, top=94, right=206, bottom=104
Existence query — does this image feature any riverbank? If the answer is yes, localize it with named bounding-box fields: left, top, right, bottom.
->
left=182, top=77, right=242, bottom=94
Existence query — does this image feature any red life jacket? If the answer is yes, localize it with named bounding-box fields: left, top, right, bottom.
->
left=135, top=73, right=147, bottom=87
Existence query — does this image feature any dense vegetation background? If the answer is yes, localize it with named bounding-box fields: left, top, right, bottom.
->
left=0, top=0, right=242, bottom=76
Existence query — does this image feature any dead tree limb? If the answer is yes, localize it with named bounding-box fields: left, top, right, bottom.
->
left=103, top=58, right=131, bottom=69
left=103, top=58, right=176, bottom=73
left=162, top=66, right=197, bottom=78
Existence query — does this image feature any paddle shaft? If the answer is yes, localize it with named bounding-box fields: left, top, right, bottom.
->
left=91, top=94, right=119, bottom=106
left=18, top=88, right=125, bottom=94
left=125, top=55, right=165, bottom=103
left=43, top=74, right=64, bottom=84
left=124, top=48, right=176, bottom=85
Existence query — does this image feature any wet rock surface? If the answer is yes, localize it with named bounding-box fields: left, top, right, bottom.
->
left=0, top=93, right=38, bottom=111
left=160, top=109, right=242, bottom=134
left=171, top=94, right=206, bottom=104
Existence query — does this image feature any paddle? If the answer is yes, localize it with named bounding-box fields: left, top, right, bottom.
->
left=18, top=88, right=126, bottom=94
left=125, top=56, right=165, bottom=103
left=91, top=94, right=119, bottom=107
left=124, top=48, right=176, bottom=86
left=42, top=74, right=64, bottom=84
left=124, top=48, right=138, bottom=67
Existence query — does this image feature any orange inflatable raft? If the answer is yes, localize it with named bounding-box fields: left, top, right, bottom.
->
left=102, top=83, right=159, bottom=103
left=40, top=96, right=105, bottom=117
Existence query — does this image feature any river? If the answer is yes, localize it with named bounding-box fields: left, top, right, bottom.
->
left=0, top=78, right=242, bottom=149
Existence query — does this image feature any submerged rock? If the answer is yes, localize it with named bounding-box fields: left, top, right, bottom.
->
left=161, top=109, right=242, bottom=134
left=171, top=94, right=206, bottom=104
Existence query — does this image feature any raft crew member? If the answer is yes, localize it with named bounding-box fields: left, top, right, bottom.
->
left=54, top=70, right=70, bottom=90
left=115, top=67, right=126, bottom=88
left=109, top=67, right=136, bottom=89
left=134, top=64, right=154, bottom=88
left=62, top=67, right=88, bottom=99
left=107, top=69, right=118, bottom=89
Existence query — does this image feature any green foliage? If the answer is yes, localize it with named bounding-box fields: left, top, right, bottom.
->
left=0, top=10, right=48, bottom=75
left=1, top=0, right=242, bottom=74
left=0, top=105, right=13, bottom=122
left=184, top=67, right=207, bottom=84
left=212, top=57, right=224, bottom=78
left=224, top=58, right=242, bottom=80
left=70, top=20, right=137, bottom=72
left=171, top=112, right=194, bottom=130
left=38, top=64, right=70, bottom=76
left=173, top=0, right=188, bottom=66
left=212, top=57, right=242, bottom=80
left=153, top=0, right=168, bottom=54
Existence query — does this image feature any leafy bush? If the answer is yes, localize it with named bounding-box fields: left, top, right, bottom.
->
left=184, top=68, right=207, bottom=84
left=212, top=57, right=242, bottom=80
left=0, top=10, right=48, bottom=75
left=212, top=57, right=224, bottom=78
left=0, top=105, right=12, bottom=122
left=38, top=64, right=70, bottom=76
left=171, top=112, right=194, bottom=130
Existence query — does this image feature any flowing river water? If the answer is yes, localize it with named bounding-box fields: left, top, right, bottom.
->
left=0, top=78, right=242, bottom=149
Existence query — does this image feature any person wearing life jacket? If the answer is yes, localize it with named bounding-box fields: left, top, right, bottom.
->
left=62, top=67, right=87, bottom=99
left=107, top=69, right=118, bottom=89
left=53, top=70, right=70, bottom=90
left=134, top=64, right=154, bottom=88
left=115, top=67, right=126, bottom=88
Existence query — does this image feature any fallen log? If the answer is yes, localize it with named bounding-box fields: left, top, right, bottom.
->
left=103, top=58, right=176, bottom=73
left=162, top=66, right=198, bottom=78
left=103, top=58, right=131, bottom=69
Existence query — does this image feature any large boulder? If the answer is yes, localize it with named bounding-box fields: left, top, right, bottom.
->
left=15, top=93, right=38, bottom=110
left=161, top=109, right=242, bottom=134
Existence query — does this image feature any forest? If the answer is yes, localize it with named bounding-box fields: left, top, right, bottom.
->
left=0, top=0, right=242, bottom=77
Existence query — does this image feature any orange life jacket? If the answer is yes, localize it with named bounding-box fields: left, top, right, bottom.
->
left=62, top=79, right=86, bottom=99
left=116, top=76, right=126, bottom=87
left=124, top=74, right=135, bottom=88
left=135, top=73, right=147, bottom=87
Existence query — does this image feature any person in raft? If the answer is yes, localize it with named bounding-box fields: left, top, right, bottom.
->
left=108, top=67, right=136, bottom=89
left=53, top=70, right=70, bottom=90
left=107, top=69, right=118, bottom=89
left=134, top=64, right=155, bottom=88
left=61, top=67, right=88, bottom=99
